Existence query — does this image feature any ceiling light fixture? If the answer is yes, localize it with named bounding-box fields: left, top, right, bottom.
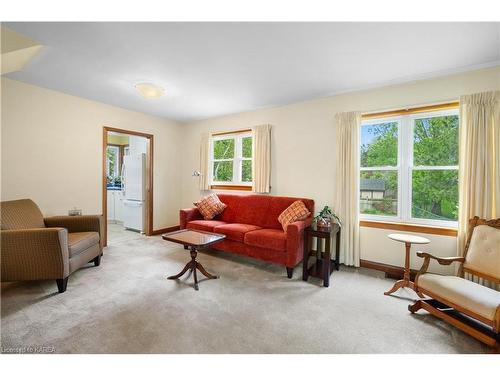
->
left=135, top=82, right=165, bottom=98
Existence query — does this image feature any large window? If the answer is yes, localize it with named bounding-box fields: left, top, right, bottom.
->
left=210, top=132, right=253, bottom=186
left=360, top=109, right=459, bottom=227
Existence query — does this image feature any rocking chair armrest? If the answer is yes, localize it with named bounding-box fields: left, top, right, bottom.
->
left=415, top=252, right=465, bottom=284
left=416, top=252, right=465, bottom=265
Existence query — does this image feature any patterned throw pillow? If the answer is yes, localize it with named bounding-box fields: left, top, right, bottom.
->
left=278, top=200, right=311, bottom=232
left=194, top=194, right=227, bottom=220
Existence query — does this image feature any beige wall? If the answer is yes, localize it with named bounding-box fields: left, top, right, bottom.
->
left=181, top=66, right=500, bottom=272
left=2, top=67, right=499, bottom=270
left=1, top=78, right=183, bottom=230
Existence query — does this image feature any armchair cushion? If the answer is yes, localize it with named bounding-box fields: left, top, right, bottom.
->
left=0, top=199, right=45, bottom=230
left=68, top=232, right=100, bottom=257
left=44, top=215, right=103, bottom=234
left=463, top=224, right=500, bottom=281
left=418, top=273, right=500, bottom=322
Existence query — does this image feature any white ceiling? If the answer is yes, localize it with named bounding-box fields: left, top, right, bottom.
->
left=4, top=22, right=500, bottom=123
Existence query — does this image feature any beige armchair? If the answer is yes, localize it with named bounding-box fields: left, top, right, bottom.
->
left=409, top=217, right=500, bottom=348
left=1, top=199, right=103, bottom=293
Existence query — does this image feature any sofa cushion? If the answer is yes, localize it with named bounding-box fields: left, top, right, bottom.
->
left=418, top=273, right=500, bottom=322
left=278, top=200, right=311, bottom=232
left=194, top=194, right=227, bottom=220
left=216, top=194, right=314, bottom=229
left=68, top=232, right=100, bottom=258
left=186, top=220, right=227, bottom=232
left=244, top=229, right=287, bottom=252
left=214, top=223, right=261, bottom=242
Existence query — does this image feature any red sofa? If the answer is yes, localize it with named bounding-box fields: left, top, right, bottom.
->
left=180, top=194, right=314, bottom=278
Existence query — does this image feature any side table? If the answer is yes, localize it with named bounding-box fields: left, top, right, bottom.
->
left=384, top=233, right=429, bottom=297
left=302, top=223, right=341, bottom=287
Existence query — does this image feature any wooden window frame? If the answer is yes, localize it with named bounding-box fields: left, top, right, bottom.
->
left=360, top=102, right=460, bottom=229
left=359, top=220, right=457, bottom=237
left=209, top=129, right=253, bottom=191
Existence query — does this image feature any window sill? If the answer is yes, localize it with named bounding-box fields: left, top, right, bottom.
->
left=359, top=220, right=458, bottom=237
left=210, top=184, right=252, bottom=191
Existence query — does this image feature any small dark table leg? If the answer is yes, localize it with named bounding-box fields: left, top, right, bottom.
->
left=323, top=235, right=331, bottom=287
left=302, top=231, right=311, bottom=281
left=316, top=237, right=323, bottom=266
left=167, top=246, right=218, bottom=291
left=167, top=261, right=192, bottom=280
left=196, top=262, right=218, bottom=279
left=335, top=227, right=341, bottom=271
left=193, top=261, right=199, bottom=291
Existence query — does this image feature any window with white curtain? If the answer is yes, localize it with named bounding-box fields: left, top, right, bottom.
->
left=360, top=109, right=459, bottom=227
left=210, top=132, right=253, bottom=186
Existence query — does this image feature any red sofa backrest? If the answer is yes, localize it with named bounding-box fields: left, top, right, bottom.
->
left=216, top=194, right=314, bottom=230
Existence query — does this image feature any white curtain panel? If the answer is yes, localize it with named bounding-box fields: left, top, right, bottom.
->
left=199, top=133, right=210, bottom=190
left=252, top=124, right=272, bottom=193
left=333, top=112, right=361, bottom=267
left=458, top=91, right=500, bottom=288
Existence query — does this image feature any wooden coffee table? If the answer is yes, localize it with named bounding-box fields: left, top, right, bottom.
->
left=162, top=229, right=226, bottom=291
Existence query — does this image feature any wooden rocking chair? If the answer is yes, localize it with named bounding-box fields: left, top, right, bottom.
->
left=409, top=216, right=500, bottom=348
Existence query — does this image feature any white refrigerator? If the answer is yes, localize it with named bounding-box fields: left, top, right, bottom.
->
left=122, top=153, right=146, bottom=232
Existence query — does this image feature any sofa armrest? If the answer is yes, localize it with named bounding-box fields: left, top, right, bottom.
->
left=285, top=217, right=313, bottom=267
left=45, top=215, right=103, bottom=248
left=180, top=208, right=202, bottom=229
left=1, top=228, right=70, bottom=281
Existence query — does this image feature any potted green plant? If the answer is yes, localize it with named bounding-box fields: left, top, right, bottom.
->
left=313, top=206, right=341, bottom=228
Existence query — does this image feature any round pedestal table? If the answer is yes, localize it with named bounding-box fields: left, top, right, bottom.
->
left=384, top=233, right=430, bottom=297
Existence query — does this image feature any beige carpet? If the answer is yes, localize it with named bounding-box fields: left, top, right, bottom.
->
left=0, top=228, right=489, bottom=354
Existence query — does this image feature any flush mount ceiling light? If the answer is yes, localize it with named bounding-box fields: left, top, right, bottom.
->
left=134, top=82, right=165, bottom=98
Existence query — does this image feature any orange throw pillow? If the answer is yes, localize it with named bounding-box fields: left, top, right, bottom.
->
left=278, top=200, right=311, bottom=232
left=194, top=194, right=227, bottom=220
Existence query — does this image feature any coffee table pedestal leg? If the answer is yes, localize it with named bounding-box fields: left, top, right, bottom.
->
left=384, top=242, right=424, bottom=297
left=167, top=247, right=218, bottom=291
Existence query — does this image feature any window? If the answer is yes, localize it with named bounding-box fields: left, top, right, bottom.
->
left=360, top=108, right=459, bottom=227
left=106, top=145, right=120, bottom=178
left=210, top=132, right=253, bottom=186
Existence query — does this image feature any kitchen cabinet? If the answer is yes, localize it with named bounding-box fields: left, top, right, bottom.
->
left=107, top=189, right=124, bottom=223
left=114, top=190, right=124, bottom=222
left=107, top=190, right=115, bottom=220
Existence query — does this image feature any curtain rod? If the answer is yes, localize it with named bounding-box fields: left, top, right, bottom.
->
left=362, top=101, right=459, bottom=120
left=211, top=128, right=252, bottom=136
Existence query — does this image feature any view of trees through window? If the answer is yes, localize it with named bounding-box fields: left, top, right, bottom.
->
left=360, top=122, right=398, bottom=216
left=412, top=115, right=458, bottom=221
left=360, top=112, right=459, bottom=223
left=106, top=145, right=119, bottom=180
left=212, top=134, right=252, bottom=184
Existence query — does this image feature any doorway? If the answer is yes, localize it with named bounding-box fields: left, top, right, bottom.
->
left=102, top=126, right=154, bottom=247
